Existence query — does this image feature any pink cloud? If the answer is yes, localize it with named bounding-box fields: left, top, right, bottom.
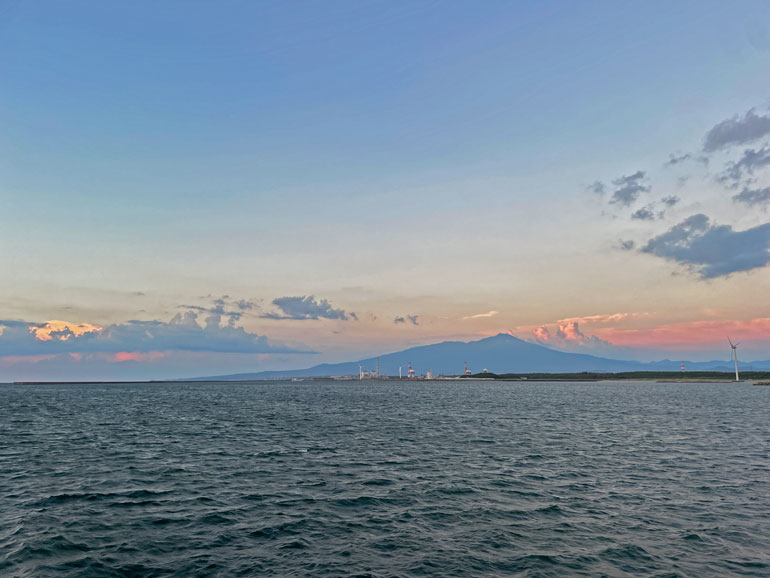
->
left=525, top=321, right=613, bottom=351
left=0, top=354, right=58, bottom=366
left=596, top=317, right=770, bottom=348
left=533, top=326, right=550, bottom=341
left=112, top=351, right=166, bottom=363
left=557, top=321, right=584, bottom=341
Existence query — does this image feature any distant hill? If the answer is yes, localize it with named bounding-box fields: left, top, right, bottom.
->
left=186, top=333, right=770, bottom=380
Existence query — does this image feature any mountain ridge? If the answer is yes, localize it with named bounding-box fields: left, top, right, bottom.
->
left=183, top=333, right=768, bottom=380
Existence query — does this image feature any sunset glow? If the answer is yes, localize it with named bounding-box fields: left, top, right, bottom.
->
left=595, top=318, right=770, bottom=349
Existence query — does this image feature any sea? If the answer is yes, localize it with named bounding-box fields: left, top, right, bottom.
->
left=1, top=379, right=768, bottom=577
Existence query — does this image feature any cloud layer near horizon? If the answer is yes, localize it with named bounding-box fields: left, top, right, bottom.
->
left=0, top=312, right=310, bottom=356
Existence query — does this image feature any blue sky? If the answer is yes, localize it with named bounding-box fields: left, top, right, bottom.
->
left=2, top=1, right=770, bottom=379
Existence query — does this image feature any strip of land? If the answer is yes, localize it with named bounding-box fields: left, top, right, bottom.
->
left=11, top=370, right=770, bottom=385
left=465, top=371, right=770, bottom=382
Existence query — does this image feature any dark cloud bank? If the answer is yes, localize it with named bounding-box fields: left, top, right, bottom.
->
left=703, top=109, right=770, bottom=152
left=734, top=186, right=770, bottom=207
left=609, top=171, right=650, bottom=206
left=641, top=214, right=770, bottom=278
left=261, top=295, right=355, bottom=321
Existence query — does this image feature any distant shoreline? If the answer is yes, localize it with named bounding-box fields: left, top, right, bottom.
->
left=11, top=373, right=759, bottom=385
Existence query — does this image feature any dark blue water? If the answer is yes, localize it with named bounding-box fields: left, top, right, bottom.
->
left=1, top=380, right=769, bottom=577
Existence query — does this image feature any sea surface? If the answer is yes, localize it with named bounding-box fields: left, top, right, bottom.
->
left=1, top=380, right=769, bottom=577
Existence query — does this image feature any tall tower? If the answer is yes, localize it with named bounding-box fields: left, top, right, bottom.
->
left=681, top=362, right=685, bottom=374
left=728, top=337, right=740, bottom=382
left=464, top=361, right=471, bottom=376
left=407, top=362, right=415, bottom=378
left=376, top=357, right=380, bottom=378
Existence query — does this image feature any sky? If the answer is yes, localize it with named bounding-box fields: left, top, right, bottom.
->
left=2, top=0, right=770, bottom=380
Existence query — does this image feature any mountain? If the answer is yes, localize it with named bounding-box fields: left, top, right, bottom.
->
left=186, top=333, right=769, bottom=380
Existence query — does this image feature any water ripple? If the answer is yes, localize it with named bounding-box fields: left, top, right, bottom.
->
left=1, top=380, right=769, bottom=576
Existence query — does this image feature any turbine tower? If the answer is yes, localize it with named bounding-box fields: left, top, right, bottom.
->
left=728, top=337, right=740, bottom=382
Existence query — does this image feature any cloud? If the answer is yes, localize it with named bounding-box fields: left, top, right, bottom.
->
left=661, top=195, right=680, bottom=207
left=719, top=146, right=770, bottom=187
left=463, top=311, right=499, bottom=320
left=703, top=108, right=770, bottom=152
left=665, top=153, right=691, bottom=166
left=113, top=351, right=166, bottom=363
left=260, top=295, right=351, bottom=320
left=598, top=317, right=770, bottom=348
left=557, top=321, right=583, bottom=341
left=180, top=296, right=260, bottom=328
left=733, top=186, right=770, bottom=207
left=29, top=320, right=103, bottom=342
left=531, top=321, right=612, bottom=350
left=0, top=354, right=58, bottom=366
left=0, top=312, right=310, bottom=356
left=609, top=171, right=650, bottom=206
left=558, top=312, right=647, bottom=325
left=533, top=326, right=550, bottom=341
left=631, top=205, right=656, bottom=221
left=641, top=214, right=770, bottom=278
left=588, top=181, right=606, bottom=196
left=394, top=315, right=419, bottom=325
left=617, top=239, right=635, bottom=251
left=234, top=299, right=256, bottom=311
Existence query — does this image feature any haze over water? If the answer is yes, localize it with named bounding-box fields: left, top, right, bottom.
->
left=2, top=380, right=769, bottom=577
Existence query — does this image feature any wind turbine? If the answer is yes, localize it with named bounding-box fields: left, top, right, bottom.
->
left=728, top=337, right=740, bottom=382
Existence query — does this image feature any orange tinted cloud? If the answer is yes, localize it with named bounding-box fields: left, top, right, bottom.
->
left=597, top=317, right=770, bottom=348
left=112, top=351, right=166, bottom=362
left=29, top=320, right=102, bottom=342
